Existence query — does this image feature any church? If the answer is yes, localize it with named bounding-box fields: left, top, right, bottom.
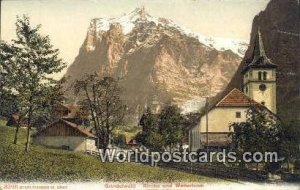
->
left=189, top=29, right=278, bottom=151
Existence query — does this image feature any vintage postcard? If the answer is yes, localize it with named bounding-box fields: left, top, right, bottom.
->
left=0, top=0, right=299, bottom=189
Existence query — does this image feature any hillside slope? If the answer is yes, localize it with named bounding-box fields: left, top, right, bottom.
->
left=0, top=121, right=217, bottom=182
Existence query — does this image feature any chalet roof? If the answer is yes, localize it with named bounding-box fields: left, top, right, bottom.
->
left=36, top=119, right=96, bottom=138
left=216, top=88, right=258, bottom=107
left=60, top=120, right=96, bottom=138
left=242, top=28, right=277, bottom=74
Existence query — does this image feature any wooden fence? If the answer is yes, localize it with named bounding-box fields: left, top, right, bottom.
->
left=156, top=162, right=268, bottom=182
left=86, top=150, right=269, bottom=182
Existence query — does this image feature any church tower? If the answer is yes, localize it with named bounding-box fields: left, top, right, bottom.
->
left=242, top=29, right=277, bottom=113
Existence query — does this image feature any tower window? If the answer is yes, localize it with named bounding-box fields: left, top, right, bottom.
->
left=261, top=101, right=265, bottom=105
left=236, top=112, right=241, bottom=118
left=245, top=86, right=248, bottom=93
left=263, top=72, right=267, bottom=80
left=258, top=72, right=262, bottom=80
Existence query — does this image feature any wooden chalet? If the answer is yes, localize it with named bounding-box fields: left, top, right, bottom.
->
left=34, top=119, right=98, bottom=152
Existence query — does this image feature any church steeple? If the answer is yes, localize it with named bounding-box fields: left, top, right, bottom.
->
left=254, top=28, right=268, bottom=58
left=241, top=28, right=277, bottom=113
left=242, top=28, right=277, bottom=74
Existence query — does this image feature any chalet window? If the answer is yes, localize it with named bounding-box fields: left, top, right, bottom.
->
left=236, top=112, right=241, bottom=118
left=263, top=72, right=267, bottom=80
left=258, top=72, right=262, bottom=80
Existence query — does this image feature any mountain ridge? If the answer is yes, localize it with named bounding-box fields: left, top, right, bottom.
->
left=64, top=7, right=248, bottom=121
left=86, top=7, right=248, bottom=56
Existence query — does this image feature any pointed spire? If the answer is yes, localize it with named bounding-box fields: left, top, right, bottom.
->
left=251, top=27, right=275, bottom=65
left=241, top=27, right=277, bottom=74
left=252, top=27, right=269, bottom=62
left=257, top=27, right=267, bottom=58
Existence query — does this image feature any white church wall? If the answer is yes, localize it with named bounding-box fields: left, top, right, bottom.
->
left=199, top=107, right=248, bottom=133
left=190, top=107, right=248, bottom=151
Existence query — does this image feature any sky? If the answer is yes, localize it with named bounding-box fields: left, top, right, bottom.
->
left=1, top=0, right=270, bottom=78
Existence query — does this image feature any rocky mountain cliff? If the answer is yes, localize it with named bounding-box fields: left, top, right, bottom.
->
left=64, top=8, right=248, bottom=122
left=225, top=0, right=300, bottom=122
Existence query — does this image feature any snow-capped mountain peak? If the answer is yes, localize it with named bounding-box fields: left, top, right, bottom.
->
left=90, top=7, right=248, bottom=56
left=66, top=7, right=246, bottom=120
left=94, top=7, right=152, bottom=35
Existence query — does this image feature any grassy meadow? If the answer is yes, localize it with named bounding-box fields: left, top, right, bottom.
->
left=0, top=120, right=222, bottom=182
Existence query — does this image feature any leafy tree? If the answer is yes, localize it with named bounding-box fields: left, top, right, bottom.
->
left=0, top=90, right=18, bottom=118
left=229, top=106, right=300, bottom=173
left=139, top=108, right=158, bottom=134
left=0, top=16, right=66, bottom=151
left=30, top=82, right=66, bottom=128
left=74, top=74, right=127, bottom=151
left=136, top=105, right=185, bottom=152
left=278, top=120, right=300, bottom=172
left=136, top=107, right=163, bottom=151
left=0, top=44, right=19, bottom=118
left=112, top=134, right=126, bottom=147
left=229, top=105, right=281, bottom=170
left=159, top=105, right=185, bottom=152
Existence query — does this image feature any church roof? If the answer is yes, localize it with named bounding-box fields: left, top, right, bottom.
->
left=191, top=88, right=278, bottom=130
left=242, top=28, right=277, bottom=74
left=197, top=88, right=259, bottom=119
left=216, top=88, right=258, bottom=107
